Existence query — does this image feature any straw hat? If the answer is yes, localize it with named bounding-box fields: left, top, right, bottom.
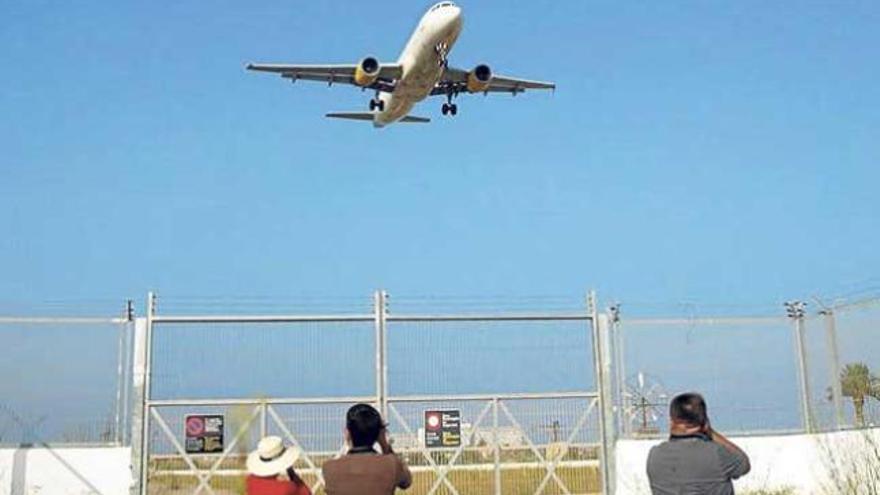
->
left=246, top=436, right=300, bottom=477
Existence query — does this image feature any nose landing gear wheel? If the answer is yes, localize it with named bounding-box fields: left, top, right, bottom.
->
left=442, top=103, right=458, bottom=116
left=369, top=99, right=385, bottom=112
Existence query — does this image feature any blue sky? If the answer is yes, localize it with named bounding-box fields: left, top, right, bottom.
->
left=1, top=0, right=878, bottom=315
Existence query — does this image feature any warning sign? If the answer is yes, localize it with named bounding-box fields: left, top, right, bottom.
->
left=184, top=414, right=224, bottom=454
left=424, top=410, right=461, bottom=448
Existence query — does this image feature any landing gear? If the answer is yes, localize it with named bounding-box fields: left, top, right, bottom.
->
left=441, top=91, right=458, bottom=116
left=369, top=98, right=385, bottom=112
left=435, top=42, right=449, bottom=67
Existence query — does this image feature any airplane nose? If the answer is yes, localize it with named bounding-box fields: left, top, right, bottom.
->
left=451, top=6, right=462, bottom=24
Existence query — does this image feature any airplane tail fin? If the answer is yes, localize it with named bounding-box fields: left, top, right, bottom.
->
left=325, top=112, right=430, bottom=125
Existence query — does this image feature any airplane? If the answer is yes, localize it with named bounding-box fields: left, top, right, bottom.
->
left=246, top=2, right=555, bottom=128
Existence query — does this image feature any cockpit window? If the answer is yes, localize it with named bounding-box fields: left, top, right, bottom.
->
left=430, top=2, right=456, bottom=12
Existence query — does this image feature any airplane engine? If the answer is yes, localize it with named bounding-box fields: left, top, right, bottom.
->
left=466, top=64, right=493, bottom=93
left=354, top=57, right=381, bottom=87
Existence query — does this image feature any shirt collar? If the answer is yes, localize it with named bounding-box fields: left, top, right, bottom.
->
left=669, top=433, right=711, bottom=442
left=348, top=445, right=379, bottom=455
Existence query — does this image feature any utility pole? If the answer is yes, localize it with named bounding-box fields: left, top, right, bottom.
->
left=814, top=296, right=845, bottom=431
left=785, top=301, right=813, bottom=433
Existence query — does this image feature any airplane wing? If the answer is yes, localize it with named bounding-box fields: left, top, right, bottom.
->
left=246, top=63, right=404, bottom=92
left=432, top=66, right=555, bottom=95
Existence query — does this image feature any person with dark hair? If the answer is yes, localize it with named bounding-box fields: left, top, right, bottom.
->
left=646, top=393, right=750, bottom=494
left=322, top=403, right=412, bottom=495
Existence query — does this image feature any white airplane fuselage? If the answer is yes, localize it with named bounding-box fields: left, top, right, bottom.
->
left=374, top=4, right=463, bottom=127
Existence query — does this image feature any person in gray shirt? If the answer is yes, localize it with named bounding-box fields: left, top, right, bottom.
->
left=646, top=393, right=750, bottom=495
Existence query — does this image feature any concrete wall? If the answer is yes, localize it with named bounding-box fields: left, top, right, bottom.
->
left=0, top=446, right=130, bottom=495
left=1, top=430, right=878, bottom=494
left=616, top=428, right=880, bottom=495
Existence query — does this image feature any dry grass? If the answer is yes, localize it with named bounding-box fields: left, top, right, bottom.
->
left=147, top=462, right=602, bottom=495
left=819, top=429, right=880, bottom=495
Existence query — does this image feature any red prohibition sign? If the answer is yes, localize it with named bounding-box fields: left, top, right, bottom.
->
left=186, top=416, right=205, bottom=437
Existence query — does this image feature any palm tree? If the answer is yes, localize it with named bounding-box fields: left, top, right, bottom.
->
left=840, top=363, right=880, bottom=427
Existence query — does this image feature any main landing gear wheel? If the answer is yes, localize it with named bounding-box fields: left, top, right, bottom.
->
left=441, top=103, right=458, bottom=116
left=369, top=98, right=385, bottom=112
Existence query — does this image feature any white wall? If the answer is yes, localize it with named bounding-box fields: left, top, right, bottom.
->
left=2, top=431, right=878, bottom=495
left=0, top=449, right=15, bottom=495
left=616, top=428, right=880, bottom=495
left=0, top=446, right=130, bottom=495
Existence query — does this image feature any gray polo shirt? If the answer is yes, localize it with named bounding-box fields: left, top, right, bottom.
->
left=646, top=434, right=750, bottom=495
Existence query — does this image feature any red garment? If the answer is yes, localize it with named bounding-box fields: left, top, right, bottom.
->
left=246, top=475, right=312, bottom=495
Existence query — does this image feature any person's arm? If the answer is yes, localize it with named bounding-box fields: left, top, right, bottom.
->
left=379, top=427, right=412, bottom=489
left=706, top=426, right=751, bottom=479
left=286, top=467, right=307, bottom=487
left=378, top=426, right=394, bottom=455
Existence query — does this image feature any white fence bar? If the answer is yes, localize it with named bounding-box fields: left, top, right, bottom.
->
left=0, top=317, right=130, bottom=324
left=148, top=396, right=376, bottom=407
left=152, top=314, right=373, bottom=323
left=388, top=313, right=592, bottom=322
left=388, top=391, right=598, bottom=402
left=623, top=316, right=786, bottom=327
left=149, top=313, right=591, bottom=323
left=153, top=459, right=602, bottom=477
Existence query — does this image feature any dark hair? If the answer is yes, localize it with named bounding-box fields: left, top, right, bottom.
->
left=346, top=403, right=383, bottom=447
left=669, top=393, right=708, bottom=427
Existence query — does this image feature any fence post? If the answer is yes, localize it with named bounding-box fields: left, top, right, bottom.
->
left=374, top=290, right=388, bottom=418
left=114, top=301, right=130, bottom=445
left=821, top=309, right=845, bottom=430
left=590, top=291, right=615, bottom=495
left=123, top=300, right=135, bottom=445
left=609, top=305, right=626, bottom=437
left=131, top=292, right=156, bottom=495
left=129, top=295, right=153, bottom=494
left=493, top=397, right=501, bottom=495
left=786, top=301, right=813, bottom=433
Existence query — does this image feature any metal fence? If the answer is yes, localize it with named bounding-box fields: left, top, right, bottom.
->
left=611, top=297, right=880, bottom=439
left=133, top=291, right=612, bottom=495
left=2, top=292, right=878, bottom=495
left=803, top=297, right=880, bottom=431
left=0, top=310, right=133, bottom=447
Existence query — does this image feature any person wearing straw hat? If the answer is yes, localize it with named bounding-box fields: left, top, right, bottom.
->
left=322, top=403, right=412, bottom=495
left=246, top=436, right=312, bottom=495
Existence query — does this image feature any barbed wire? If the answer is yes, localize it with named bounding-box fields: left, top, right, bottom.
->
left=0, top=289, right=877, bottom=318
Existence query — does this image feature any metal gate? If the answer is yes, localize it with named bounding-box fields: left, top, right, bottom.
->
left=131, top=291, right=615, bottom=495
